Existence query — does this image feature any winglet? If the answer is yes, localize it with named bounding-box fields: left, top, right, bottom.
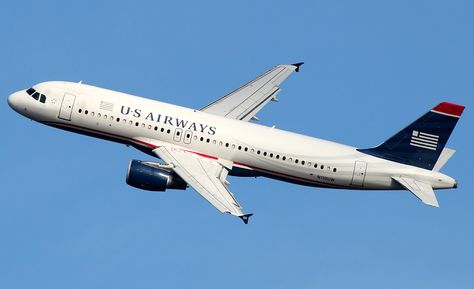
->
left=291, top=62, right=304, bottom=72
left=239, top=213, right=253, bottom=224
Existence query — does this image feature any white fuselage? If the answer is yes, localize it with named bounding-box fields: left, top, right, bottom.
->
left=8, top=81, right=456, bottom=191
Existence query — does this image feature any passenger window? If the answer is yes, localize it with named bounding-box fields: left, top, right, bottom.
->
left=161, top=128, right=165, bottom=132
left=295, top=159, right=299, bottom=164
left=167, top=129, right=171, bottom=133
left=282, top=156, right=286, bottom=161
left=148, top=125, right=152, bottom=129
left=244, top=147, right=248, bottom=152
left=141, top=123, right=145, bottom=128
left=320, top=165, right=324, bottom=169
left=91, top=112, right=95, bottom=116
left=98, top=113, right=102, bottom=117
left=270, top=153, right=273, bottom=158
left=200, top=137, right=204, bottom=141
left=154, top=126, right=158, bottom=131
left=85, top=110, right=88, bottom=115
left=301, top=160, right=305, bottom=165
left=135, top=122, right=139, bottom=126
left=206, top=138, right=210, bottom=143
left=116, top=117, right=120, bottom=122
left=333, top=168, right=337, bottom=172
left=238, top=146, right=242, bottom=150
left=263, top=152, right=267, bottom=156
left=129, top=120, right=133, bottom=125
left=225, top=143, right=229, bottom=147
left=79, top=109, right=82, bottom=113
left=257, top=150, right=261, bottom=154
left=276, top=155, right=280, bottom=159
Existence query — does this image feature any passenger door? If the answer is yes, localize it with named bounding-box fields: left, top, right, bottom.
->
left=58, top=93, right=76, bottom=121
left=351, top=161, right=367, bottom=186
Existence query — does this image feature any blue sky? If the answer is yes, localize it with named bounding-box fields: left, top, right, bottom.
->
left=1, top=0, right=473, bottom=288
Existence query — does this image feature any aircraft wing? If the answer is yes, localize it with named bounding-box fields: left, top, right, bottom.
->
left=152, top=145, right=252, bottom=223
left=200, top=63, right=303, bottom=121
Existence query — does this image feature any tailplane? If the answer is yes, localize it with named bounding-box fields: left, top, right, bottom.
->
left=392, top=177, right=439, bottom=207
left=359, top=102, right=465, bottom=170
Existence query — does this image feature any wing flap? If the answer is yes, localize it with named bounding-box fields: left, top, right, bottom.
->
left=392, top=176, right=439, bottom=207
left=153, top=146, right=250, bottom=219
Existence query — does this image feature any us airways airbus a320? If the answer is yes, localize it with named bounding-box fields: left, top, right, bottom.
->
left=8, top=63, right=465, bottom=223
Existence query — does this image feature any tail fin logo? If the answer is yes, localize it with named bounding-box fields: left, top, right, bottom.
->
left=410, top=130, right=439, bottom=151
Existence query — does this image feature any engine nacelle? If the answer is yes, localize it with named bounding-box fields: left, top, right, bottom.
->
left=126, top=160, right=187, bottom=191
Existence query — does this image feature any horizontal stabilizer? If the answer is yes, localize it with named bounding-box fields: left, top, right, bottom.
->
left=392, top=176, right=439, bottom=207
left=433, top=148, right=456, bottom=171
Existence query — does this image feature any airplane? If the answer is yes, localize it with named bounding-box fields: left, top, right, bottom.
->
left=7, top=63, right=465, bottom=224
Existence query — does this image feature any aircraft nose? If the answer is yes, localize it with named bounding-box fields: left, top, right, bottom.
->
left=8, top=91, right=24, bottom=113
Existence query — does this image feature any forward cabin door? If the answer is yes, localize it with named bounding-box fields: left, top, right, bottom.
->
left=58, top=93, right=76, bottom=121
left=351, top=161, right=367, bottom=186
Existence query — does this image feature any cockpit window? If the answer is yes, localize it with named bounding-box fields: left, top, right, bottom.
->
left=26, top=87, right=47, bottom=104
left=32, top=92, right=40, bottom=100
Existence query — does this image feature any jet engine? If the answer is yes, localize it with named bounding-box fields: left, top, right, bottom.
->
left=126, top=160, right=187, bottom=191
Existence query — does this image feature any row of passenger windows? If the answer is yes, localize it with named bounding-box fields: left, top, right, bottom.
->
left=77, top=108, right=338, bottom=173
left=193, top=134, right=338, bottom=172
left=26, top=88, right=46, bottom=103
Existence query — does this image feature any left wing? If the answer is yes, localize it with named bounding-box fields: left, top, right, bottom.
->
left=200, top=63, right=303, bottom=121
left=152, top=145, right=252, bottom=224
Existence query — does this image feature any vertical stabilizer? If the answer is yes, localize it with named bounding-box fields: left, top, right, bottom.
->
left=359, top=102, right=465, bottom=170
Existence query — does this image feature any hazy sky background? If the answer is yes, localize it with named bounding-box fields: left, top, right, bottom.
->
left=1, top=1, right=473, bottom=288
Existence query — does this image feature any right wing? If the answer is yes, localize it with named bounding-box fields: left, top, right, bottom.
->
left=152, top=145, right=253, bottom=224
left=200, top=63, right=303, bottom=121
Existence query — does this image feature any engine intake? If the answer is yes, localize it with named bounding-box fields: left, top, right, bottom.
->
left=126, top=160, right=187, bottom=191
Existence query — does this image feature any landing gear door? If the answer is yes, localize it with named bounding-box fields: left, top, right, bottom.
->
left=351, top=161, right=367, bottom=186
left=58, top=93, right=76, bottom=121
